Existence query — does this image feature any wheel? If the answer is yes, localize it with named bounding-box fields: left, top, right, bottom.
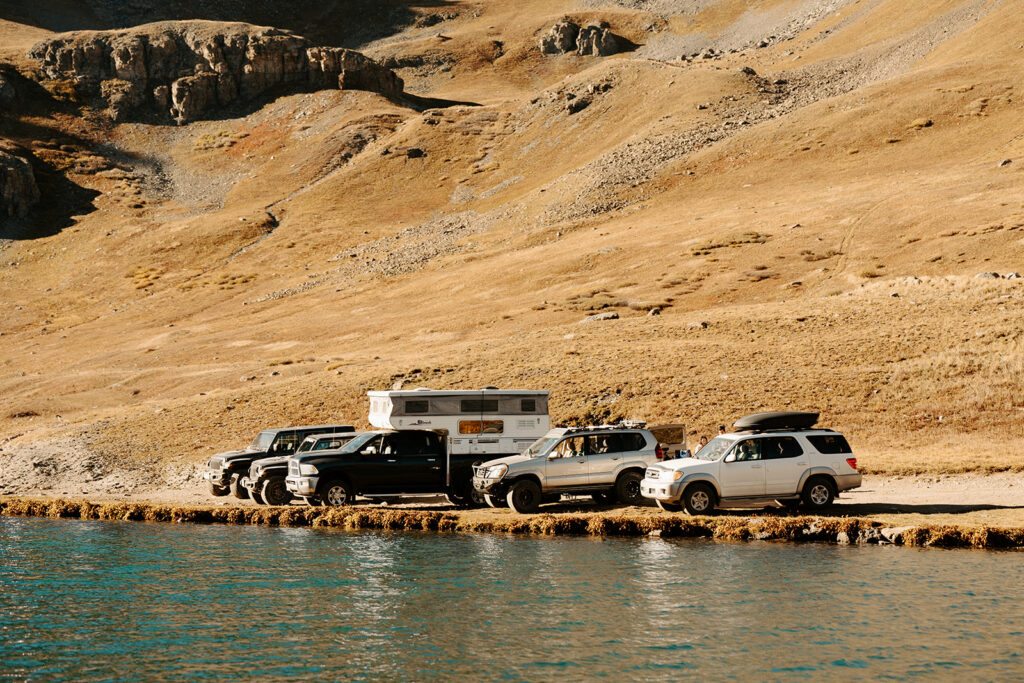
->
left=484, top=494, right=507, bottom=508
left=208, top=481, right=229, bottom=497
left=302, top=497, right=322, bottom=507
left=801, top=477, right=835, bottom=510
left=251, top=487, right=266, bottom=505
left=321, top=479, right=354, bottom=507
left=229, top=474, right=250, bottom=500
left=506, top=479, right=542, bottom=513
left=446, top=477, right=484, bottom=508
left=614, top=471, right=645, bottom=506
left=682, top=483, right=716, bottom=515
left=261, top=477, right=293, bottom=506
left=656, top=499, right=683, bottom=512
left=592, top=491, right=615, bottom=504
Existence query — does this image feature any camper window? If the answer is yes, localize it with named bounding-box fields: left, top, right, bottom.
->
left=521, top=399, right=536, bottom=412
left=406, top=400, right=429, bottom=414
left=461, top=399, right=499, bottom=412
left=459, top=420, right=503, bottom=435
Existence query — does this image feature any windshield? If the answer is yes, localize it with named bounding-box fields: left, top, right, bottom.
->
left=523, top=436, right=560, bottom=458
left=296, top=439, right=315, bottom=453
left=693, top=436, right=734, bottom=461
left=333, top=433, right=376, bottom=454
left=250, top=431, right=275, bottom=450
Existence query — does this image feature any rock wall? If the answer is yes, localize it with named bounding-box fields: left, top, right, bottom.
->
left=28, top=21, right=404, bottom=123
left=540, top=18, right=619, bottom=57
left=0, top=147, right=40, bottom=221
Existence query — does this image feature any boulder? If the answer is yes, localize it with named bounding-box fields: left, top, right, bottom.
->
left=0, top=148, right=40, bottom=220
left=581, top=311, right=619, bottom=323
left=28, top=21, right=404, bottom=123
left=539, top=18, right=618, bottom=57
left=974, top=272, right=1001, bottom=279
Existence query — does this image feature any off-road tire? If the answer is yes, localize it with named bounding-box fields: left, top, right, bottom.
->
left=262, top=477, right=293, bottom=506
left=615, top=471, right=645, bottom=506
left=321, top=479, right=354, bottom=507
left=801, top=477, right=835, bottom=510
left=506, top=479, right=542, bottom=513
left=484, top=494, right=507, bottom=508
left=656, top=499, right=683, bottom=512
left=229, top=475, right=250, bottom=500
left=592, top=491, right=616, bottom=504
left=208, top=481, right=229, bottom=497
left=682, top=483, right=716, bottom=515
left=446, top=477, right=482, bottom=508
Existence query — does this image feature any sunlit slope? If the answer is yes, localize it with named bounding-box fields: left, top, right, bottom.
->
left=0, top=0, right=1021, bottom=476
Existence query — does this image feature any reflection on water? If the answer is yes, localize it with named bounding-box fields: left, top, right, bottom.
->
left=1, top=517, right=1022, bottom=680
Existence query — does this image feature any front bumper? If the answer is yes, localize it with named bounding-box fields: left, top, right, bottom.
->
left=641, top=476, right=682, bottom=502
left=472, top=476, right=504, bottom=494
left=286, top=475, right=319, bottom=496
left=205, top=470, right=233, bottom=487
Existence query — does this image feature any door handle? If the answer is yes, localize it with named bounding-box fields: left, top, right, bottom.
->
left=426, top=458, right=437, bottom=462
left=796, top=462, right=807, bottom=465
left=576, top=459, right=586, bottom=463
left=751, top=465, right=762, bottom=469
left=611, top=456, right=620, bottom=460
left=386, top=459, right=397, bottom=463
left=430, top=466, right=441, bottom=470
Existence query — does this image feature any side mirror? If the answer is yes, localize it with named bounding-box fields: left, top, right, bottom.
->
left=547, top=452, right=560, bottom=460
left=724, top=453, right=736, bottom=463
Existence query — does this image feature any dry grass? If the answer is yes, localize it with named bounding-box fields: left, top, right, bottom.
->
left=2, top=497, right=1021, bottom=549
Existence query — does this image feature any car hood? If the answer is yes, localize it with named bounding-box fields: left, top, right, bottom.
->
left=656, top=457, right=716, bottom=471
left=479, top=454, right=535, bottom=470
left=220, top=448, right=263, bottom=463
left=252, top=455, right=290, bottom=468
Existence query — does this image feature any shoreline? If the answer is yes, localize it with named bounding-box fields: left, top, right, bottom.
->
left=2, top=496, right=1022, bottom=550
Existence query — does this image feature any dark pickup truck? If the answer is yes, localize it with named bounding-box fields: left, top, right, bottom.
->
left=204, top=424, right=354, bottom=499
left=246, top=432, right=358, bottom=506
left=284, top=429, right=479, bottom=507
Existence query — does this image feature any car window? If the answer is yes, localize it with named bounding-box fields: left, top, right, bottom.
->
left=554, top=437, right=584, bottom=458
left=272, top=432, right=300, bottom=454
left=730, top=439, right=762, bottom=461
left=806, top=434, right=852, bottom=454
left=760, top=436, right=803, bottom=459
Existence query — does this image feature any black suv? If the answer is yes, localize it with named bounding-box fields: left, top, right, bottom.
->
left=285, top=429, right=479, bottom=507
left=204, top=424, right=354, bottom=499
left=246, top=433, right=358, bottom=506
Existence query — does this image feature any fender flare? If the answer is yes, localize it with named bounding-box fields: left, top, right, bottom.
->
left=797, top=467, right=839, bottom=493
left=678, top=473, right=722, bottom=499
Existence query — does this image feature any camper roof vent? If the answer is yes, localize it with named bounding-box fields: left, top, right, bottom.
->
left=413, top=387, right=434, bottom=392
left=482, top=385, right=500, bottom=390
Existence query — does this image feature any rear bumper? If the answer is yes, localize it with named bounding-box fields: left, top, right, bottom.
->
left=835, top=472, right=862, bottom=492
left=286, top=475, right=318, bottom=496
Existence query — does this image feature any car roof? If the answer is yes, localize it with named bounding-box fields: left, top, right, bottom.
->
left=725, top=428, right=843, bottom=437
left=263, top=424, right=354, bottom=435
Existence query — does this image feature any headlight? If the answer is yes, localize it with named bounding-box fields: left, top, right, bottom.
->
left=488, top=464, right=508, bottom=479
left=673, top=471, right=683, bottom=481
left=299, top=464, right=318, bottom=476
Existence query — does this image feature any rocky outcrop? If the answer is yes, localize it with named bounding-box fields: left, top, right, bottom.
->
left=0, top=147, right=40, bottom=221
left=540, top=18, right=619, bottom=57
left=28, top=21, right=404, bottom=123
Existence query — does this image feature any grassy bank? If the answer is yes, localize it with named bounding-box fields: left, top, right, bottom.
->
left=2, top=497, right=1022, bottom=550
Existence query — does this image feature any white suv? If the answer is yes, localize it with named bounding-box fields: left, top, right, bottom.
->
left=473, top=425, right=663, bottom=513
left=641, top=412, right=861, bottom=514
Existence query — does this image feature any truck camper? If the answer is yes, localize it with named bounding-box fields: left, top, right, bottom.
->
left=368, top=388, right=551, bottom=459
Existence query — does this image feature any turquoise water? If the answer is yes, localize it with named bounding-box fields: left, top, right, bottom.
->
left=1, top=517, right=1021, bottom=681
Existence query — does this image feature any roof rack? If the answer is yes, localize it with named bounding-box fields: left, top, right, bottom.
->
left=560, top=420, right=647, bottom=433
left=732, top=411, right=819, bottom=432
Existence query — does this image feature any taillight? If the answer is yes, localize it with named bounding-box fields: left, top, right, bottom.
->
left=656, top=444, right=665, bottom=460
left=846, top=457, right=857, bottom=470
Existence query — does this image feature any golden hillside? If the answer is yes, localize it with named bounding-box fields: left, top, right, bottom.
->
left=0, top=0, right=1022, bottom=495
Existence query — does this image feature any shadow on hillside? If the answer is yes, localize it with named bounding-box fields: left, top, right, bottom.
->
left=402, top=92, right=481, bottom=111
left=1, top=0, right=454, bottom=48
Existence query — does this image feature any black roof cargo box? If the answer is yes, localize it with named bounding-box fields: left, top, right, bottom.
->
left=733, top=411, right=819, bottom=432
